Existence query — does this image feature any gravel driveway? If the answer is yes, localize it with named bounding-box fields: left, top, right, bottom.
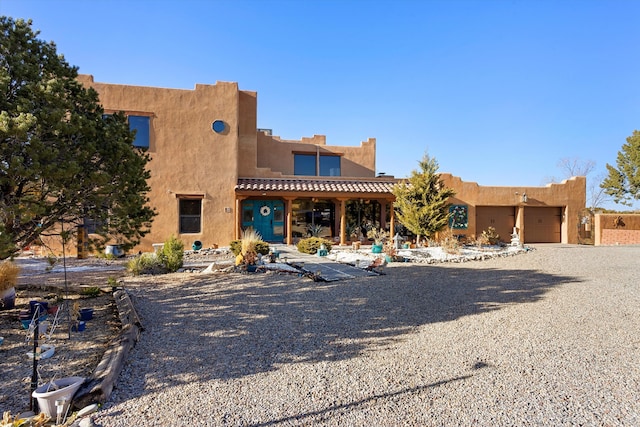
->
left=92, top=245, right=640, bottom=426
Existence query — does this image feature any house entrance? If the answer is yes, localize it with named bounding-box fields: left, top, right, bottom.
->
left=241, top=200, right=285, bottom=242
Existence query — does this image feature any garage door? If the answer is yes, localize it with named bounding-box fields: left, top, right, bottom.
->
left=524, top=207, right=562, bottom=243
left=476, top=207, right=515, bottom=243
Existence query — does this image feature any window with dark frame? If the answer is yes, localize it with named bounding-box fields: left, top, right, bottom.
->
left=294, top=153, right=316, bottom=176
left=128, top=115, right=150, bottom=148
left=179, top=198, right=202, bottom=234
left=319, top=155, right=340, bottom=176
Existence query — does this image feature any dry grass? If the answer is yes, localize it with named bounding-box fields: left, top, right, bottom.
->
left=0, top=260, right=20, bottom=292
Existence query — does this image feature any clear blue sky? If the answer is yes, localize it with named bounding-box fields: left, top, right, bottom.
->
left=2, top=0, right=639, bottom=209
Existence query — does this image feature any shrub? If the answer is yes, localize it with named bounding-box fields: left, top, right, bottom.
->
left=230, top=240, right=269, bottom=256
left=297, top=237, right=333, bottom=254
left=366, top=228, right=388, bottom=245
left=126, top=253, right=164, bottom=275
left=159, top=235, right=184, bottom=272
left=81, top=286, right=101, bottom=297
left=438, top=229, right=460, bottom=254
left=480, top=227, right=500, bottom=245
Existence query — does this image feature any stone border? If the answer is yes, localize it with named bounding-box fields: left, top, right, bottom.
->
left=73, top=288, right=143, bottom=408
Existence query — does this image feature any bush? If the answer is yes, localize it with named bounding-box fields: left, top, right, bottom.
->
left=126, top=253, right=164, bottom=275
left=297, top=237, right=333, bottom=254
left=438, top=229, right=460, bottom=254
left=480, top=226, right=500, bottom=245
left=159, top=235, right=184, bottom=272
left=229, top=240, right=270, bottom=256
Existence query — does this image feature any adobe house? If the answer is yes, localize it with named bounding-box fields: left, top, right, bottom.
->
left=74, top=75, right=585, bottom=253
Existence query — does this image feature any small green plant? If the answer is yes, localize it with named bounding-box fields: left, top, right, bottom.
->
left=45, top=254, right=57, bottom=272
left=159, top=235, right=184, bottom=272
left=297, top=237, right=333, bottom=254
left=307, top=224, right=324, bottom=237
left=81, top=286, right=101, bottom=297
left=107, top=277, right=118, bottom=288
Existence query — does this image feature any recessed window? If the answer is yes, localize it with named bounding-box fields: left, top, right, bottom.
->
left=320, top=155, right=340, bottom=176
left=179, top=199, right=202, bottom=234
left=294, top=154, right=317, bottom=176
left=129, top=116, right=150, bottom=148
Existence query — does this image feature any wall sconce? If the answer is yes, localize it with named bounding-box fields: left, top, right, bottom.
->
left=521, top=193, right=528, bottom=203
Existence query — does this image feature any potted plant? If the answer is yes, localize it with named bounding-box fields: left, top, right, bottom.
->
left=383, top=241, right=399, bottom=262
left=367, top=228, right=388, bottom=254
left=0, top=260, right=19, bottom=310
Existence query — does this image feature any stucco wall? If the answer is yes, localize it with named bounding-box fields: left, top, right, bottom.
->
left=255, top=134, right=376, bottom=177
left=440, top=174, right=586, bottom=244
left=78, top=75, right=241, bottom=251
left=594, top=214, right=640, bottom=245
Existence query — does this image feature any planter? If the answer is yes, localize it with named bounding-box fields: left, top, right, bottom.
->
left=385, top=255, right=393, bottom=263
left=27, top=344, right=55, bottom=360
left=192, top=240, right=202, bottom=251
left=1, top=287, right=16, bottom=309
left=32, top=376, right=85, bottom=418
left=78, top=308, right=94, bottom=321
left=371, top=244, right=383, bottom=254
left=105, top=244, right=124, bottom=257
left=246, top=264, right=257, bottom=273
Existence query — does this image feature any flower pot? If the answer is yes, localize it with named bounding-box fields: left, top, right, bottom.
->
left=246, top=264, right=257, bottom=273
left=385, top=255, right=393, bottom=263
left=371, top=244, right=383, bottom=254
left=1, top=286, right=16, bottom=309
left=32, top=376, right=85, bottom=418
left=78, top=308, right=94, bottom=321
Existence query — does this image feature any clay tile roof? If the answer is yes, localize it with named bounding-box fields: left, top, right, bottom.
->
left=236, top=178, right=396, bottom=194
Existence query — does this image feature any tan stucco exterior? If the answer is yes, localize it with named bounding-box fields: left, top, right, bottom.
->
left=66, top=75, right=586, bottom=254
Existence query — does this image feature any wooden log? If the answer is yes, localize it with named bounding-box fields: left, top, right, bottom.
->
left=73, top=288, right=143, bottom=408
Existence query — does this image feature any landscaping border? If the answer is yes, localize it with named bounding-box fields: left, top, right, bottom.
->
left=73, top=288, right=143, bottom=408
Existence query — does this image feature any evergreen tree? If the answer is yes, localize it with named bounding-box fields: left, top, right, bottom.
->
left=0, top=17, right=155, bottom=258
left=392, top=153, right=455, bottom=243
left=601, top=130, right=640, bottom=207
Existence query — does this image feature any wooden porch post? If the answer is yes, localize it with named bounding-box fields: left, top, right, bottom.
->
left=339, top=199, right=347, bottom=245
left=285, top=197, right=294, bottom=245
left=235, top=197, right=244, bottom=240
left=389, top=199, right=395, bottom=237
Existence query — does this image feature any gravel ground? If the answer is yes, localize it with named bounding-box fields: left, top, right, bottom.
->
left=89, top=244, right=639, bottom=426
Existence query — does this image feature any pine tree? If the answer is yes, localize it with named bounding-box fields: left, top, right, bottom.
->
left=392, top=153, right=455, bottom=244
left=601, top=130, right=640, bottom=207
left=0, top=17, right=156, bottom=258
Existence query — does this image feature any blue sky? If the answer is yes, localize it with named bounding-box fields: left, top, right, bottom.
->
left=2, top=0, right=639, bottom=209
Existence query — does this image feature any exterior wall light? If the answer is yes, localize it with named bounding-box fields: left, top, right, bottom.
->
left=521, top=193, right=528, bottom=203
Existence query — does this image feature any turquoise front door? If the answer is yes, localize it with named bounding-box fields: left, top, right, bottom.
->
left=241, top=200, right=284, bottom=242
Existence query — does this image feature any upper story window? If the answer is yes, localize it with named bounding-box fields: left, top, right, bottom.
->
left=128, top=115, right=150, bottom=148
left=294, top=153, right=341, bottom=176
left=319, top=155, right=340, bottom=176
left=102, top=113, right=151, bottom=149
left=294, top=154, right=316, bottom=176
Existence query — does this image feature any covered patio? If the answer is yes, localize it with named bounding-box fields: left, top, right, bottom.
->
left=234, top=177, right=397, bottom=245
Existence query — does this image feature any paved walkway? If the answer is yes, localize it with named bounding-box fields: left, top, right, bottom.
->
left=271, top=244, right=378, bottom=281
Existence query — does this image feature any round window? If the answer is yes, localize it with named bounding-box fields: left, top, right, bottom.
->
left=212, top=120, right=226, bottom=133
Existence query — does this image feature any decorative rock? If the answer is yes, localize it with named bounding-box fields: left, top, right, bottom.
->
left=77, top=403, right=99, bottom=417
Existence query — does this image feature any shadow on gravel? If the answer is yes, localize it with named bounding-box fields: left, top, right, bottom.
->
left=121, top=263, right=579, bottom=395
